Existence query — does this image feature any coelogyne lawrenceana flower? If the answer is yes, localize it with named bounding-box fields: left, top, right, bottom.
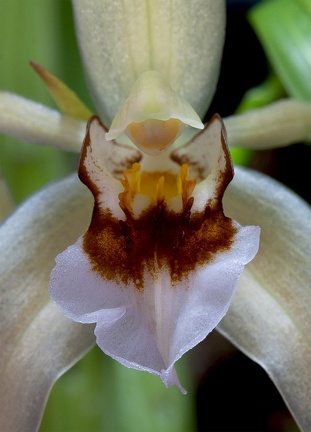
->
left=47, top=0, right=260, bottom=392
left=48, top=0, right=260, bottom=391
left=49, top=111, right=260, bottom=391
left=1, top=0, right=311, bottom=430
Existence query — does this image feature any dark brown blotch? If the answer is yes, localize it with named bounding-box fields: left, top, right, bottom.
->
left=83, top=199, right=237, bottom=291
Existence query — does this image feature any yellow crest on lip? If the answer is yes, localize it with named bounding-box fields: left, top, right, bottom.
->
left=118, top=162, right=197, bottom=217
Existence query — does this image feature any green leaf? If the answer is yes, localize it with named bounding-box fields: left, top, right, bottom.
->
left=236, top=72, right=285, bottom=113
left=40, top=347, right=195, bottom=432
left=249, top=0, right=311, bottom=100
left=0, top=0, right=85, bottom=203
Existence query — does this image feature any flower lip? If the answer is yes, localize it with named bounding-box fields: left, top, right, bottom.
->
left=78, top=115, right=238, bottom=291
left=49, top=113, right=260, bottom=393
left=82, top=202, right=238, bottom=291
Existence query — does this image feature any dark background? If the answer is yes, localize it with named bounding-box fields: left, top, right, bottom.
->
left=208, top=0, right=311, bottom=206
left=195, top=1, right=309, bottom=431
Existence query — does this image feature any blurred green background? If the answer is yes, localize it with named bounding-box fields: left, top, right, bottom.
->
left=0, top=0, right=87, bottom=203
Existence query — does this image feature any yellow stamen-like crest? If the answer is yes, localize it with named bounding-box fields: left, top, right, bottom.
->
left=119, top=162, right=197, bottom=216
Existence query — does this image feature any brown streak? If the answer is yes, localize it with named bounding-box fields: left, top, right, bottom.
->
left=83, top=200, right=237, bottom=291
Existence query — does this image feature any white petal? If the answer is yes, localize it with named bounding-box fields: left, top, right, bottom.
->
left=140, top=223, right=259, bottom=384
left=0, top=92, right=86, bottom=152
left=50, top=238, right=130, bottom=322
left=224, top=99, right=311, bottom=149
left=49, top=217, right=259, bottom=392
left=219, top=167, right=311, bottom=431
left=0, top=175, right=94, bottom=432
left=49, top=238, right=182, bottom=388
left=72, top=0, right=225, bottom=124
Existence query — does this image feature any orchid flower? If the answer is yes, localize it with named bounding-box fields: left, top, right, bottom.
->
left=49, top=111, right=260, bottom=392
left=1, top=1, right=311, bottom=431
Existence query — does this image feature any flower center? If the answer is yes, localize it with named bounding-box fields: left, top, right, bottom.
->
left=118, top=163, right=196, bottom=216
left=125, top=118, right=184, bottom=155
left=104, top=71, right=204, bottom=155
left=83, top=158, right=236, bottom=290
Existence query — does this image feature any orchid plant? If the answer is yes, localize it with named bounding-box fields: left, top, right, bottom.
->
left=1, top=1, right=311, bottom=431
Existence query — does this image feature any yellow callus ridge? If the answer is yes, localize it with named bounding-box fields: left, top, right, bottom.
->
left=105, top=71, right=204, bottom=155
left=119, top=163, right=196, bottom=215
left=179, top=164, right=197, bottom=209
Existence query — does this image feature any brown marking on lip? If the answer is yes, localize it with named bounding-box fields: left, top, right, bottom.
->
left=82, top=197, right=236, bottom=291
left=80, top=114, right=237, bottom=291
